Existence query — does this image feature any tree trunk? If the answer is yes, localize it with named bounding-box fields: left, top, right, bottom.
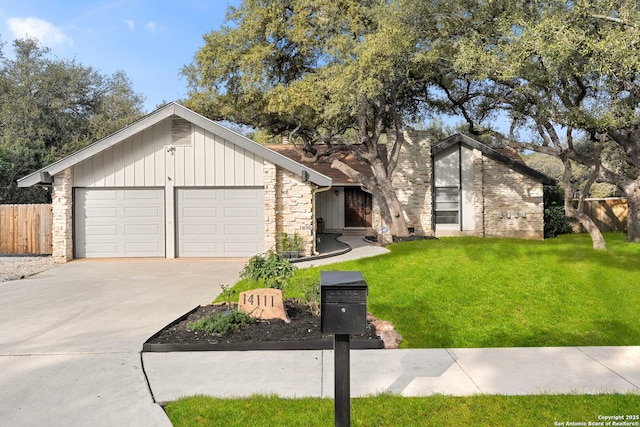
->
left=562, top=158, right=606, bottom=250
left=330, top=156, right=410, bottom=242
left=567, top=209, right=607, bottom=250
left=625, top=180, right=640, bottom=243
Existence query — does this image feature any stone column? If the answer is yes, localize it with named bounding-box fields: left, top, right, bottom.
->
left=51, top=168, right=74, bottom=263
left=472, top=149, right=485, bottom=237
left=263, top=161, right=278, bottom=254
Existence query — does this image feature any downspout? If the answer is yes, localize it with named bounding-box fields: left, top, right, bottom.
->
left=312, top=185, right=333, bottom=255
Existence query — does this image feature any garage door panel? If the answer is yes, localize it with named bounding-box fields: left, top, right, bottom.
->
left=124, top=224, right=162, bottom=235
left=182, top=207, right=217, bottom=218
left=75, top=188, right=165, bottom=258
left=124, top=207, right=162, bottom=218
left=85, top=225, right=118, bottom=235
left=224, top=224, right=260, bottom=236
left=177, top=188, right=264, bottom=257
left=224, top=207, right=259, bottom=217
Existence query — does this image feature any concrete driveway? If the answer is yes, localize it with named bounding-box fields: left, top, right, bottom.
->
left=0, top=258, right=245, bottom=427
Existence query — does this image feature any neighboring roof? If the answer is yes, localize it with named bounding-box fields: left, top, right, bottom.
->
left=433, top=134, right=557, bottom=186
left=18, top=102, right=331, bottom=187
left=265, top=144, right=387, bottom=186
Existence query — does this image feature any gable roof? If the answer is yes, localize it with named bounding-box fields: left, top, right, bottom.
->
left=18, top=102, right=331, bottom=187
left=265, top=144, right=388, bottom=186
left=433, top=133, right=557, bottom=186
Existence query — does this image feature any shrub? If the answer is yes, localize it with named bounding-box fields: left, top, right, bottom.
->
left=289, top=275, right=321, bottom=316
left=543, top=185, right=572, bottom=238
left=240, top=252, right=296, bottom=290
left=187, top=309, right=255, bottom=335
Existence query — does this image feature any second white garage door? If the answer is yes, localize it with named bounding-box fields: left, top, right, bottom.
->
left=176, top=188, right=265, bottom=257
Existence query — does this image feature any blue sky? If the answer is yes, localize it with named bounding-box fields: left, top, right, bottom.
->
left=0, top=0, right=242, bottom=112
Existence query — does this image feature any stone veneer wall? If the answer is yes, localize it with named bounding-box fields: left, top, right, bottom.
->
left=481, top=156, right=545, bottom=239
left=389, top=130, right=434, bottom=236
left=472, top=149, right=485, bottom=237
left=263, top=161, right=278, bottom=254
left=265, top=162, right=315, bottom=256
left=51, top=168, right=74, bottom=263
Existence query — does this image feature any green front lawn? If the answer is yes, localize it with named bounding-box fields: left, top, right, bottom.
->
left=177, top=234, right=640, bottom=427
left=164, top=394, right=640, bottom=427
left=219, top=232, right=640, bottom=348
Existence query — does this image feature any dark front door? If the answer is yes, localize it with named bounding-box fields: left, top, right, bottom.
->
left=344, top=188, right=372, bottom=227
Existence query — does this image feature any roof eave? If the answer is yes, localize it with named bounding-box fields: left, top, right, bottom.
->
left=433, top=133, right=557, bottom=186
left=18, top=102, right=332, bottom=188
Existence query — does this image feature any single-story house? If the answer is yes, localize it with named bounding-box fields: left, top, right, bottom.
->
left=267, top=132, right=555, bottom=242
left=19, top=103, right=554, bottom=263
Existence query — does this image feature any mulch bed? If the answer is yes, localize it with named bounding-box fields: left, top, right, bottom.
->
left=143, top=300, right=384, bottom=352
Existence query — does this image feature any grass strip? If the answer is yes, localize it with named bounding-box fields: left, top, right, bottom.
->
left=164, top=393, right=640, bottom=427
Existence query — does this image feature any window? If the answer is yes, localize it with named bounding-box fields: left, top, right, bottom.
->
left=435, top=187, right=459, bottom=224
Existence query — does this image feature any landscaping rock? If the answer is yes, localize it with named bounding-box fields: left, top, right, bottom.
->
left=367, top=312, right=403, bottom=349
left=238, top=288, right=290, bottom=323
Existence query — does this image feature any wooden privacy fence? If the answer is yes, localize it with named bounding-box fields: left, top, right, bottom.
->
left=0, top=204, right=53, bottom=255
left=582, top=198, right=628, bottom=233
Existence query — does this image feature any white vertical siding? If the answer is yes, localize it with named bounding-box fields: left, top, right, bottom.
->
left=316, top=188, right=345, bottom=230
left=73, top=119, right=264, bottom=188
left=460, top=145, right=475, bottom=231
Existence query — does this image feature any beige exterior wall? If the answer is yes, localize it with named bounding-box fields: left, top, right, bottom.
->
left=480, top=156, right=545, bottom=240
left=51, top=168, right=74, bottom=263
left=389, top=132, right=545, bottom=240
left=389, top=130, right=434, bottom=236
left=266, top=164, right=315, bottom=256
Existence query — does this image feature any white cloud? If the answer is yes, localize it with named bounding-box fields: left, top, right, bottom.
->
left=7, top=17, right=73, bottom=47
left=144, top=21, right=158, bottom=33
left=124, top=20, right=135, bottom=31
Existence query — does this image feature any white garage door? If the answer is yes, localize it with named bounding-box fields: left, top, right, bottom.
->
left=177, top=188, right=264, bottom=257
left=75, top=188, right=165, bottom=258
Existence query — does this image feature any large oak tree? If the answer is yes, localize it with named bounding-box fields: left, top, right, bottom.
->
left=0, top=37, right=145, bottom=203
left=183, top=0, right=434, bottom=238
left=422, top=0, right=640, bottom=247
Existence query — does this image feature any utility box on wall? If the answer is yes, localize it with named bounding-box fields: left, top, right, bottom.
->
left=320, top=271, right=368, bottom=335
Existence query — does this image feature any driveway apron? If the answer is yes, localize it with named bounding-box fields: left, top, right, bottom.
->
left=0, top=258, right=244, bottom=427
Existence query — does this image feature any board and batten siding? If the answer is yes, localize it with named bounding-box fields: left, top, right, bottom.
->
left=71, top=117, right=266, bottom=258
left=72, top=119, right=265, bottom=188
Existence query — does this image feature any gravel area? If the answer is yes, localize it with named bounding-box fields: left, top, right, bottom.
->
left=0, top=255, right=56, bottom=283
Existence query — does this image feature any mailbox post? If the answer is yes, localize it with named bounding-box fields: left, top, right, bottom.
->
left=320, top=271, right=368, bottom=427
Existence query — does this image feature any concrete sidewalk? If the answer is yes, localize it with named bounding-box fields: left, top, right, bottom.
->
left=143, top=346, right=640, bottom=403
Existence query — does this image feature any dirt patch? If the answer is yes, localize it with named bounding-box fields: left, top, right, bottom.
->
left=146, top=300, right=380, bottom=347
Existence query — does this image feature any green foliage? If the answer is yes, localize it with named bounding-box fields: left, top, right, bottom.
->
left=0, top=38, right=144, bottom=203
left=218, top=284, right=236, bottom=307
left=280, top=232, right=302, bottom=252
left=240, top=252, right=296, bottom=290
left=182, top=0, right=433, bottom=236
left=422, top=0, right=640, bottom=240
left=288, top=274, right=321, bottom=316
left=165, top=393, right=640, bottom=427
left=543, top=185, right=572, bottom=238
left=186, top=309, right=255, bottom=335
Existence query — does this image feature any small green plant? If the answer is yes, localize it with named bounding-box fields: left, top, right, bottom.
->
left=219, top=284, right=235, bottom=307
left=280, top=232, right=302, bottom=254
left=292, top=232, right=302, bottom=252
left=240, top=252, right=296, bottom=290
left=187, top=309, right=255, bottom=335
left=280, top=232, right=291, bottom=252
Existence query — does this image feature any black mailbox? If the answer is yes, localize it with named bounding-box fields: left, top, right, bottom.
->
left=320, top=271, right=368, bottom=335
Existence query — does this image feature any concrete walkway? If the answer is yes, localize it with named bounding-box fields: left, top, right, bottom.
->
left=0, top=258, right=244, bottom=427
left=144, top=346, right=640, bottom=403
